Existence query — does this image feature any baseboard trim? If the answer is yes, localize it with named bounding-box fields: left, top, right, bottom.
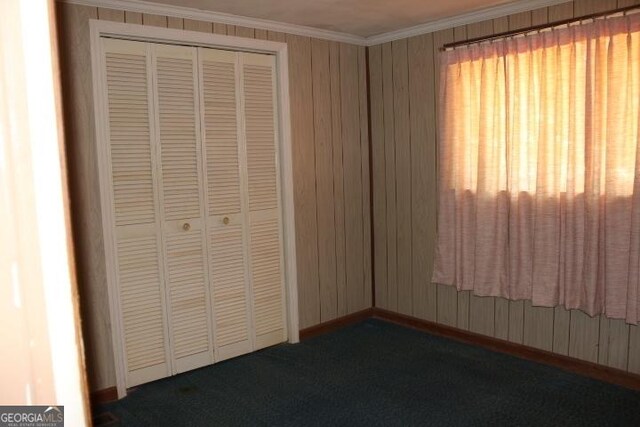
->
left=90, top=386, right=118, bottom=406
left=299, top=308, right=374, bottom=341
left=90, top=307, right=640, bottom=404
left=371, top=308, right=640, bottom=391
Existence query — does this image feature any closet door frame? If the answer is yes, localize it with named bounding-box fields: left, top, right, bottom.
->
left=90, top=19, right=299, bottom=399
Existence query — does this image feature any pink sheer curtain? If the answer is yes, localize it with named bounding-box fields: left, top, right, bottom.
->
left=432, top=13, right=640, bottom=324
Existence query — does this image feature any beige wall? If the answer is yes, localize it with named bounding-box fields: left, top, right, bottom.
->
left=56, top=3, right=372, bottom=391
left=369, top=0, right=640, bottom=375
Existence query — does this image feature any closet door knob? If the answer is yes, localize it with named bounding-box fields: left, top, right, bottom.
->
left=223, top=217, right=230, bottom=225
left=182, top=222, right=191, bottom=231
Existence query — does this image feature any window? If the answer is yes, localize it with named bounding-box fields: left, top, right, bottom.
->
left=432, top=13, right=640, bottom=324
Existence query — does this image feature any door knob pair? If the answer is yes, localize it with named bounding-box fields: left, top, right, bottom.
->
left=182, top=217, right=229, bottom=231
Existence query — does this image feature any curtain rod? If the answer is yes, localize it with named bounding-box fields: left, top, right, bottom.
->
left=439, top=4, right=640, bottom=51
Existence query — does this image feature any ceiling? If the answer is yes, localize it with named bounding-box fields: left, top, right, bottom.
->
left=147, top=0, right=521, bottom=37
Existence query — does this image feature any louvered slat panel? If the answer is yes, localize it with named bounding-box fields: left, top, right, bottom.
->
left=249, top=218, right=285, bottom=338
left=209, top=223, right=250, bottom=347
left=242, top=62, right=278, bottom=212
left=240, top=53, right=285, bottom=349
left=201, top=51, right=242, bottom=216
left=199, top=49, right=253, bottom=361
left=156, top=52, right=201, bottom=220
left=105, top=50, right=156, bottom=226
left=103, top=39, right=169, bottom=388
left=165, top=231, right=211, bottom=359
left=117, top=236, right=167, bottom=371
left=153, top=45, right=212, bottom=373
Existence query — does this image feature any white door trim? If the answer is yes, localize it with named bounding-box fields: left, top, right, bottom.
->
left=89, top=19, right=299, bottom=399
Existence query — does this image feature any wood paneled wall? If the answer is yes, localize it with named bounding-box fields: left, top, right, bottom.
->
left=369, top=0, right=640, bottom=375
left=59, top=0, right=640, bottom=393
left=56, top=2, right=371, bottom=391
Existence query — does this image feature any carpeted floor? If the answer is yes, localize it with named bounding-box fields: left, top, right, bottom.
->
left=95, top=319, right=640, bottom=426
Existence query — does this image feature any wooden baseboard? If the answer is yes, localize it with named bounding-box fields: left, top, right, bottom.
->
left=299, top=308, right=374, bottom=341
left=89, top=306, right=640, bottom=405
left=371, top=307, right=640, bottom=391
left=90, top=386, right=117, bottom=407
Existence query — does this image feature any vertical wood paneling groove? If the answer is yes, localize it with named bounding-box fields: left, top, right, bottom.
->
left=547, top=2, right=574, bottom=23
left=213, top=23, right=227, bottom=34
left=358, top=46, right=372, bottom=310
left=381, top=42, right=397, bottom=312
left=391, top=39, right=412, bottom=316
left=599, top=317, right=630, bottom=370
left=124, top=11, right=142, bottom=24
left=340, top=44, right=364, bottom=313
left=142, top=14, right=167, bottom=27
left=97, top=8, right=123, bottom=22
left=311, top=39, right=337, bottom=322
left=420, top=32, right=438, bottom=322
left=408, top=33, right=436, bottom=321
left=167, top=17, right=183, bottom=29
left=183, top=19, right=212, bottom=33
left=569, top=311, right=600, bottom=363
left=329, top=42, right=347, bottom=317
left=531, top=7, right=548, bottom=25
left=266, top=31, right=286, bottom=43
left=235, top=26, right=255, bottom=38
left=523, top=301, right=554, bottom=352
left=368, top=45, right=387, bottom=310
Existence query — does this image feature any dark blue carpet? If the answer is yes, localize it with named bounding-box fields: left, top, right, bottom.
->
left=96, top=319, right=640, bottom=426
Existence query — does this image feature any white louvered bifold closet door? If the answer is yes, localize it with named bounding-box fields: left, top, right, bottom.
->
left=101, top=38, right=171, bottom=388
left=151, top=44, right=214, bottom=373
left=100, top=39, right=288, bottom=391
left=240, top=53, right=287, bottom=349
left=198, top=48, right=253, bottom=361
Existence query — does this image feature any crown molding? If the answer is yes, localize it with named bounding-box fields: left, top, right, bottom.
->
left=364, top=0, right=571, bottom=45
left=62, top=0, right=368, bottom=45
left=60, top=0, right=573, bottom=47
